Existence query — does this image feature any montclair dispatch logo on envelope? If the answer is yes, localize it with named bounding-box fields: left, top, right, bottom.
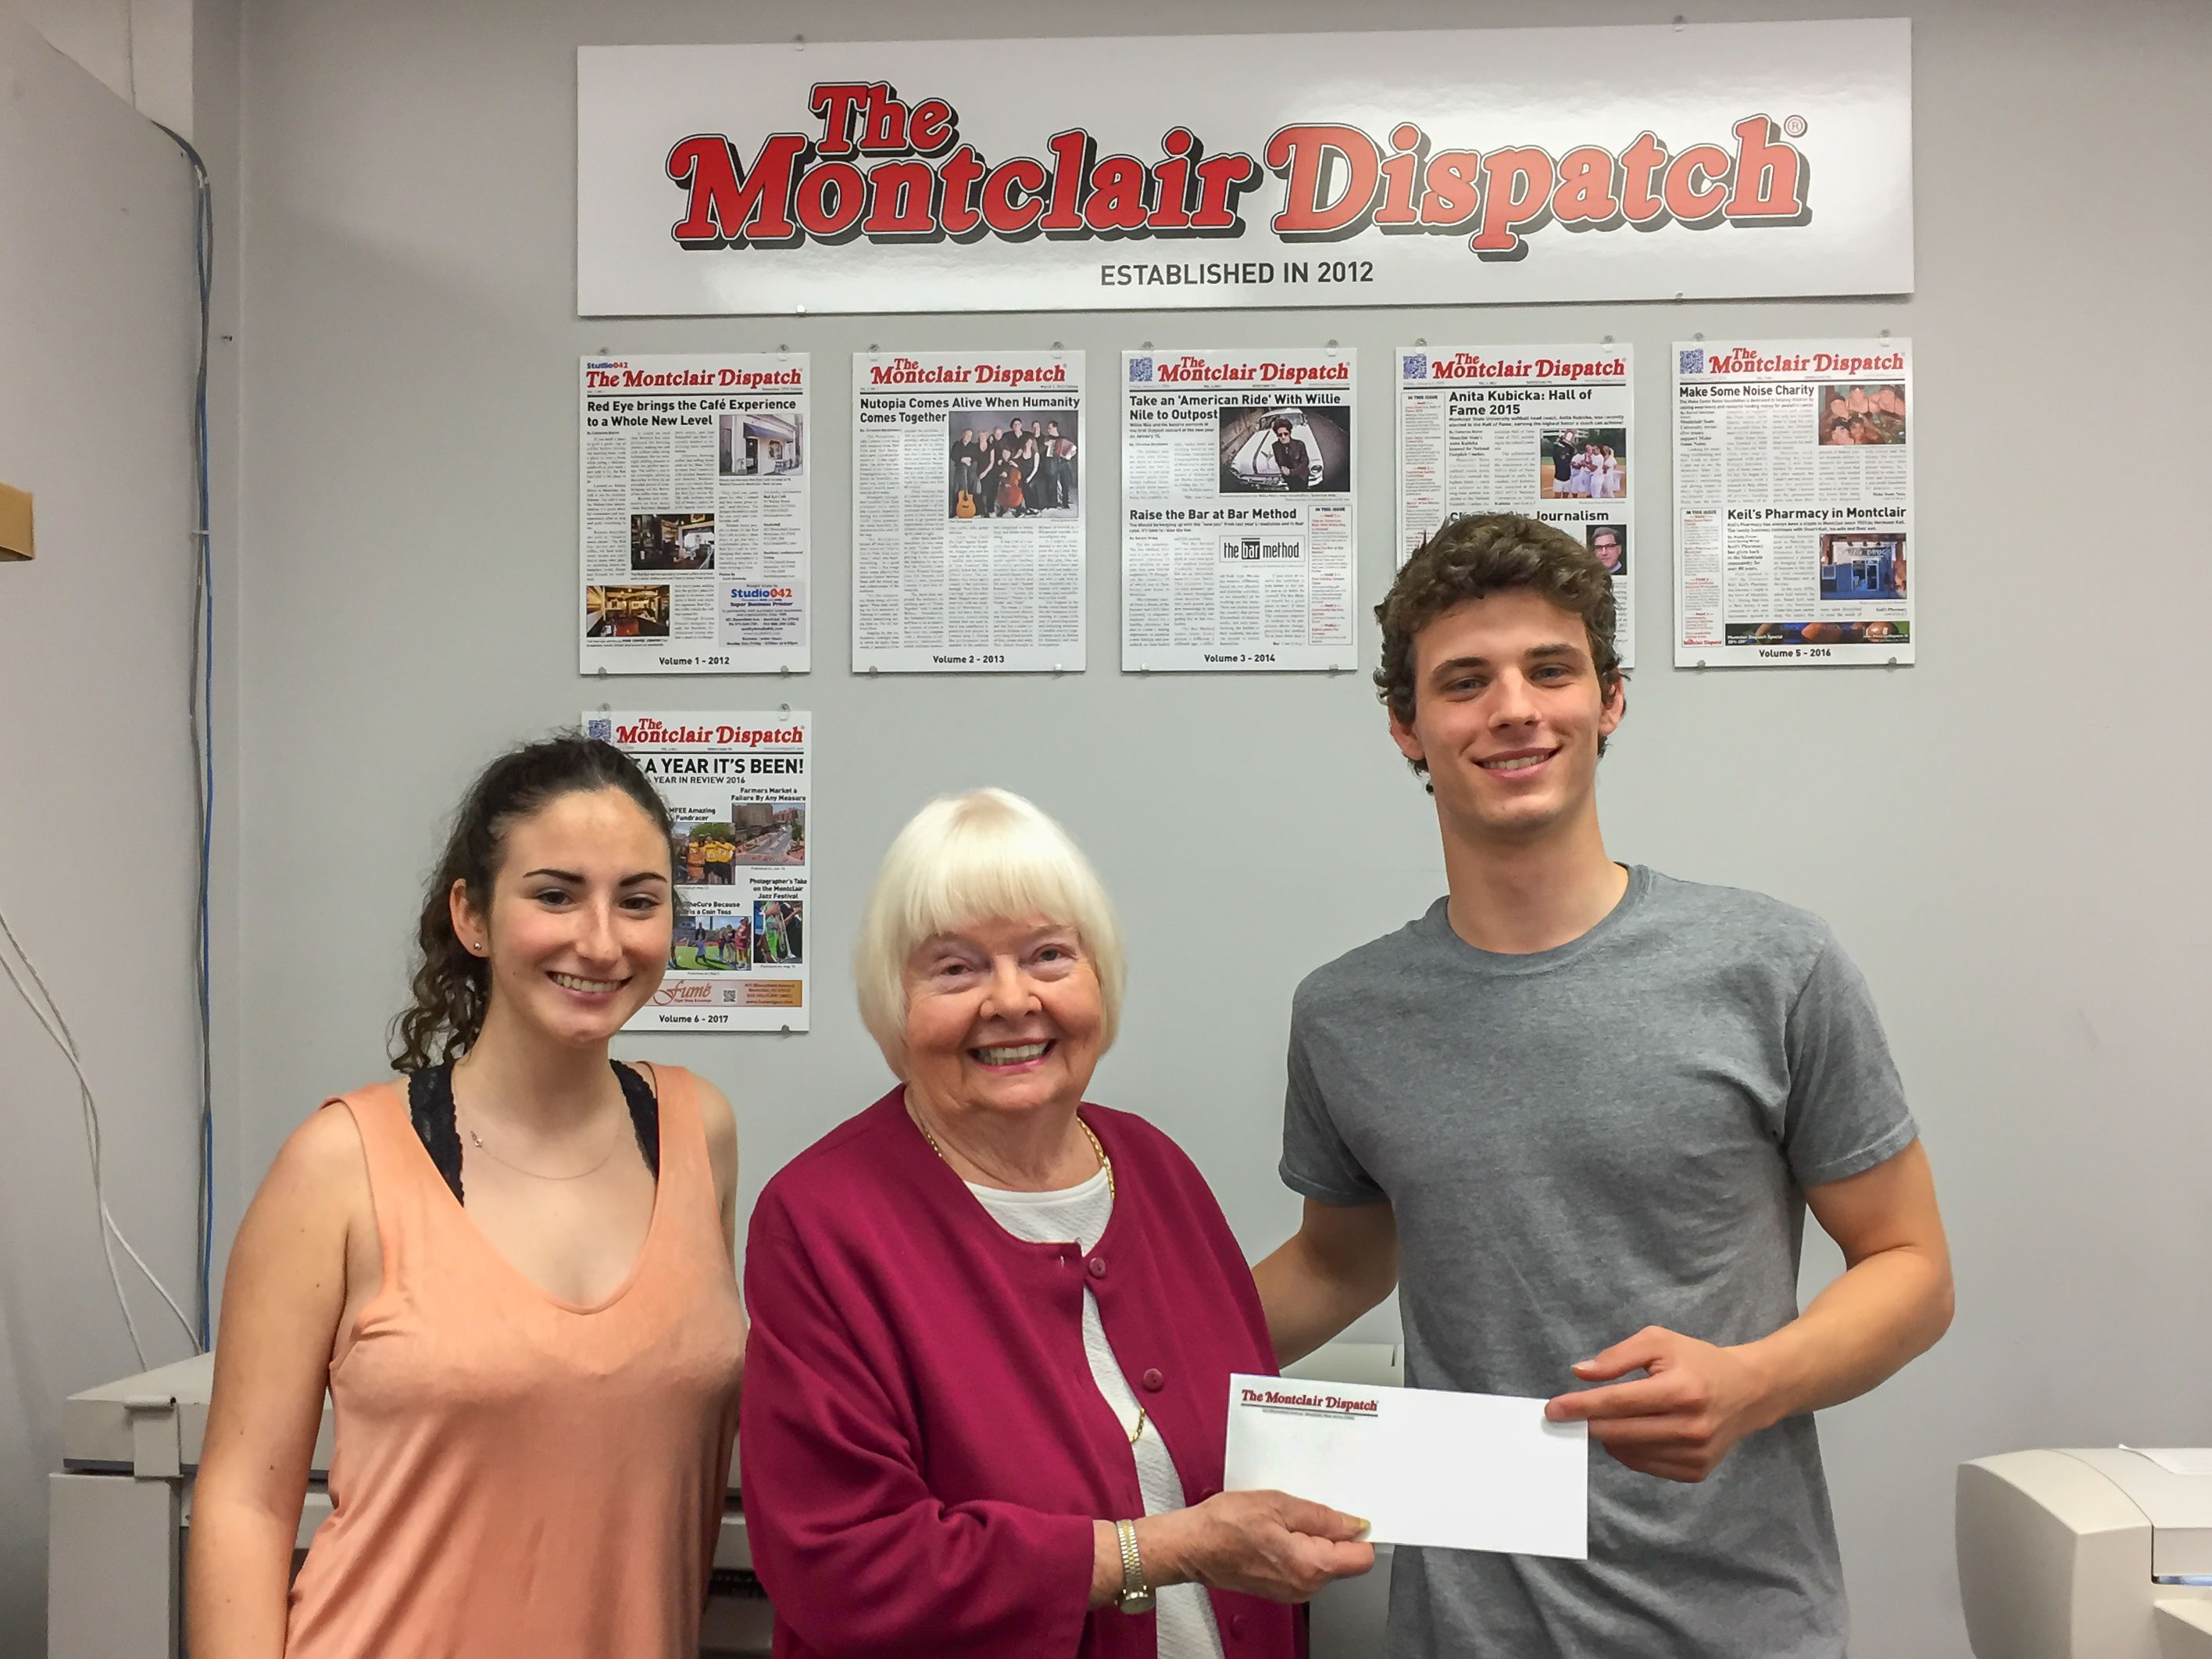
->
left=1237, top=1384, right=1380, bottom=1418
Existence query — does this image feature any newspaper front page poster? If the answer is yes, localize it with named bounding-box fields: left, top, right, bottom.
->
left=1398, top=346, right=1635, bottom=670
left=587, top=710, right=811, bottom=1032
left=1121, top=348, right=1356, bottom=672
left=1673, top=339, right=1913, bottom=667
left=852, top=350, right=1085, bottom=674
left=580, top=355, right=810, bottom=675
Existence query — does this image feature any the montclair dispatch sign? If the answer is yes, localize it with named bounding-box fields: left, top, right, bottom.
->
left=576, top=20, right=1912, bottom=316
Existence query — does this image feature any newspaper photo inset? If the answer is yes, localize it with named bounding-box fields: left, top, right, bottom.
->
left=1398, top=346, right=1636, bottom=669
left=588, top=710, right=812, bottom=1032
left=580, top=355, right=810, bottom=674
left=1122, top=349, right=1356, bottom=672
left=853, top=350, right=1086, bottom=673
left=1672, top=339, right=1914, bottom=666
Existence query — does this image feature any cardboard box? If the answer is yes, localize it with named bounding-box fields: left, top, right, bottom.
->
left=0, top=483, right=30, bottom=560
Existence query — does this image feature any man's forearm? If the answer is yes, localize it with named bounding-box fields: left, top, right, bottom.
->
left=1253, top=1239, right=1358, bottom=1365
left=1253, top=1213, right=1398, bottom=1366
left=1550, top=1144, right=1953, bottom=1483
left=1742, top=1241, right=1953, bottom=1426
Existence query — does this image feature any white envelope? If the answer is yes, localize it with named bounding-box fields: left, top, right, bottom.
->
left=1222, top=1374, right=1588, bottom=1558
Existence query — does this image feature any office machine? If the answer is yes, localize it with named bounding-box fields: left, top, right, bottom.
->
left=1959, top=1449, right=2212, bottom=1658
left=52, top=1343, right=1401, bottom=1657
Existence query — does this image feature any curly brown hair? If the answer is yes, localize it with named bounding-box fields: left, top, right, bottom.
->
left=388, top=734, right=674, bottom=1072
left=1374, top=513, right=1624, bottom=782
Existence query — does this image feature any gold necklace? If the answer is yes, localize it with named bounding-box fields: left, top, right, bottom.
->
left=914, top=1110, right=1115, bottom=1199
left=463, top=1122, right=624, bottom=1181
left=459, top=1096, right=629, bottom=1182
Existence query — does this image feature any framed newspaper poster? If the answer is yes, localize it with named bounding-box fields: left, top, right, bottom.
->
left=1398, top=346, right=1635, bottom=669
left=852, top=350, right=1085, bottom=674
left=1121, top=349, right=1356, bottom=673
left=588, top=710, right=811, bottom=1032
left=581, top=354, right=809, bottom=675
left=1673, top=340, right=1913, bottom=667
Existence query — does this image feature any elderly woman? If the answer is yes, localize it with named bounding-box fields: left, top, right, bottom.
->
left=741, top=790, right=1372, bottom=1657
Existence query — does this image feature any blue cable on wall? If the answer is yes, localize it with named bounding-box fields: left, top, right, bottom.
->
left=155, top=121, right=216, bottom=1350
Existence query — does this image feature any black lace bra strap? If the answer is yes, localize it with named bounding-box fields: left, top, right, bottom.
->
left=613, top=1060, right=660, bottom=1179
left=408, top=1063, right=466, bottom=1204
left=406, top=1059, right=659, bottom=1204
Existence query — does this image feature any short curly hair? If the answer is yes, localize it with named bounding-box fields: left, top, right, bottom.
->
left=1375, top=513, right=1624, bottom=779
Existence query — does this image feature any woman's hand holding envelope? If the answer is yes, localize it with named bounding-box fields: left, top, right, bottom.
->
left=1092, top=1490, right=1374, bottom=1606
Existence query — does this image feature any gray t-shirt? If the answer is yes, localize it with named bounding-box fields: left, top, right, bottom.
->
left=1281, top=867, right=1916, bottom=1659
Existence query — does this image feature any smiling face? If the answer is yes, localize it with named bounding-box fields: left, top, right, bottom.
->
left=450, top=787, right=672, bottom=1051
left=900, top=913, right=1103, bottom=1125
left=1389, top=588, right=1623, bottom=848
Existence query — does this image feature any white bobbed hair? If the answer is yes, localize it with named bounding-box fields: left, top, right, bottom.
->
left=854, top=788, right=1124, bottom=1067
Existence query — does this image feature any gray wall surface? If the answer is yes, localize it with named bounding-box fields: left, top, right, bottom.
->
left=0, top=10, right=204, bottom=1650
left=212, top=2, right=2212, bottom=1656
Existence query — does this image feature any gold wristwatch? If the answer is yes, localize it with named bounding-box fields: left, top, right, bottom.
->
left=1113, top=1518, right=1155, bottom=1614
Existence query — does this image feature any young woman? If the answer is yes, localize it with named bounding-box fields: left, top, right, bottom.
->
left=190, top=735, right=745, bottom=1659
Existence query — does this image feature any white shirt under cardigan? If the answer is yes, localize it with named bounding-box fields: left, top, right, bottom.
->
left=967, top=1168, right=1227, bottom=1659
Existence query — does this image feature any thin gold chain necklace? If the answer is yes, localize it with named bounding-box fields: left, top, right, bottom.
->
left=463, top=1121, right=624, bottom=1181
left=913, top=1111, right=1115, bottom=1200
left=457, top=1087, right=630, bottom=1182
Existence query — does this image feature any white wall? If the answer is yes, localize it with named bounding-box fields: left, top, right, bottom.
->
left=219, top=2, right=2212, bottom=1656
left=0, top=10, right=203, bottom=1650
left=17, top=0, right=193, bottom=137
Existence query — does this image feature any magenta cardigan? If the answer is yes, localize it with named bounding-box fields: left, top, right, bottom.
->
left=740, top=1089, right=1300, bottom=1659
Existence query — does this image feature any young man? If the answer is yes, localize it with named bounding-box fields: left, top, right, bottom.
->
left=1253, top=513, right=1952, bottom=1657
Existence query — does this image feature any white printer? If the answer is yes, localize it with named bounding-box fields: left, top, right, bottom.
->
left=1958, top=1448, right=2212, bottom=1658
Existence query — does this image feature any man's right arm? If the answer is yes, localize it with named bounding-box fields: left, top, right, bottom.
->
left=1253, top=1198, right=1399, bottom=1367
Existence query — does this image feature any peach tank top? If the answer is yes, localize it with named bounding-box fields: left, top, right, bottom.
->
left=286, top=1066, right=745, bottom=1659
